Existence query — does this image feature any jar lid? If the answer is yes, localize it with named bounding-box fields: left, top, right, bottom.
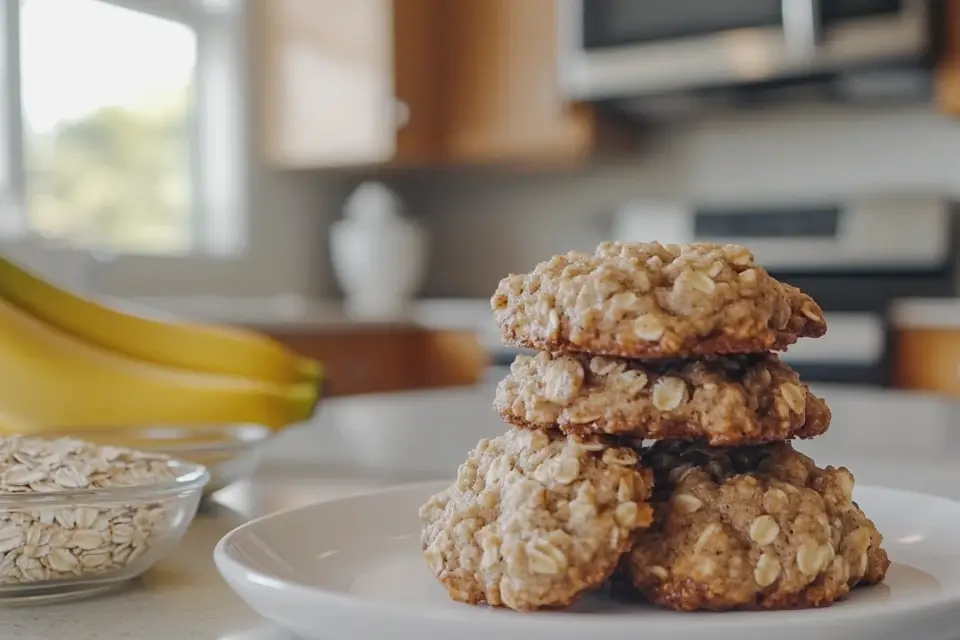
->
left=343, top=181, right=403, bottom=223
left=889, top=298, right=960, bottom=330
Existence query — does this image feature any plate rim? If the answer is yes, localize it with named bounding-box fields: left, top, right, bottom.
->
left=213, top=482, right=960, bottom=633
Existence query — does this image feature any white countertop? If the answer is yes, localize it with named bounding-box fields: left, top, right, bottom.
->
left=126, top=295, right=498, bottom=336
left=121, top=296, right=509, bottom=357
left=119, top=297, right=891, bottom=367
left=4, top=383, right=960, bottom=639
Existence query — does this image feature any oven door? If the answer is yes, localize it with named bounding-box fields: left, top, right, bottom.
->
left=558, top=0, right=930, bottom=100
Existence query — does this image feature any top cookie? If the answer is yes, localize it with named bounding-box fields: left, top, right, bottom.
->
left=491, top=241, right=826, bottom=359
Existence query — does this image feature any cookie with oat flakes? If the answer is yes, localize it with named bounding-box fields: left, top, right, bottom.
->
left=491, top=241, right=826, bottom=359
left=494, top=351, right=830, bottom=446
left=621, top=442, right=889, bottom=611
left=419, top=428, right=654, bottom=611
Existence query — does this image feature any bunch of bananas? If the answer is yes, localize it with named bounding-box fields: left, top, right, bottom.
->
left=0, top=254, right=323, bottom=436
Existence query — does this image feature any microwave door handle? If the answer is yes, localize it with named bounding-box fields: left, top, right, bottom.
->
left=781, top=0, right=822, bottom=64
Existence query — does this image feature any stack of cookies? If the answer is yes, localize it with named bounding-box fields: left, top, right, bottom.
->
left=420, top=241, right=888, bottom=612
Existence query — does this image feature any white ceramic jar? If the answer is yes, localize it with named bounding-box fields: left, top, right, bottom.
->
left=329, top=181, right=427, bottom=320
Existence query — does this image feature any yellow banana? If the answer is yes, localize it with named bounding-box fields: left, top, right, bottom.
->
left=0, top=410, right=32, bottom=436
left=0, top=298, right=317, bottom=432
left=0, top=255, right=321, bottom=385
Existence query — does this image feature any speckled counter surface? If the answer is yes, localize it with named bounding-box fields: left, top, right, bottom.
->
left=3, top=383, right=960, bottom=639
left=0, top=473, right=392, bottom=640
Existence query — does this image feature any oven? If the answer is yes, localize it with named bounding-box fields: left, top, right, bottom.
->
left=610, top=196, right=958, bottom=386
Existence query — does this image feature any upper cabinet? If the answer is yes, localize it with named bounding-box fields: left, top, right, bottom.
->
left=938, top=0, right=960, bottom=116
left=257, top=0, right=960, bottom=168
left=437, top=0, right=629, bottom=165
left=255, top=0, right=626, bottom=168
left=256, top=0, right=442, bottom=168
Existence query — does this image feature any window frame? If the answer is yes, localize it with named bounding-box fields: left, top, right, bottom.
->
left=0, top=0, right=249, bottom=258
left=0, top=0, right=25, bottom=238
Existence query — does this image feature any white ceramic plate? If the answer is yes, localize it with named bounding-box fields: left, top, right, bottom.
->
left=214, top=482, right=960, bottom=640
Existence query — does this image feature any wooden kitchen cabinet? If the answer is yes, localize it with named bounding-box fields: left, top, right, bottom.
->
left=255, top=0, right=443, bottom=168
left=255, top=327, right=489, bottom=397
left=437, top=0, right=632, bottom=165
left=255, top=0, right=626, bottom=168
left=938, top=0, right=960, bottom=115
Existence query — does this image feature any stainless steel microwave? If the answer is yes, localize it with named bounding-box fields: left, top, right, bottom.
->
left=557, top=0, right=934, bottom=101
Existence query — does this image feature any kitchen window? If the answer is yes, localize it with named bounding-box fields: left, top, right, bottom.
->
left=0, top=0, right=247, bottom=257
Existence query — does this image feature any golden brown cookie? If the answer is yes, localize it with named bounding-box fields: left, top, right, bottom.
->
left=494, top=351, right=830, bottom=446
left=622, top=442, right=889, bottom=611
left=491, top=241, right=826, bottom=359
left=419, top=428, right=655, bottom=611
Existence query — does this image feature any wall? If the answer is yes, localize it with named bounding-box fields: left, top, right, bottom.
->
left=402, top=104, right=960, bottom=298
left=98, top=89, right=960, bottom=300
left=99, top=169, right=347, bottom=298
left=680, top=105, right=960, bottom=202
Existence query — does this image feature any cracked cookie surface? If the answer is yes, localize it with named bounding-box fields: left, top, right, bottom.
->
left=491, top=241, right=826, bottom=359
left=419, top=428, right=654, bottom=611
left=495, top=351, right=830, bottom=446
left=622, top=442, right=888, bottom=611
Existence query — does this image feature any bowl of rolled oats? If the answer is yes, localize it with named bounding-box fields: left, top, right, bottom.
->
left=46, top=424, right=271, bottom=496
left=0, top=435, right=209, bottom=604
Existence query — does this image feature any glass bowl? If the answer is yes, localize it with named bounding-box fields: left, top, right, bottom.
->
left=0, top=459, right=208, bottom=604
left=44, top=425, right=272, bottom=496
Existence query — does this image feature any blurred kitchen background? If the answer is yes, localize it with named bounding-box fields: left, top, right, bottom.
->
left=2, top=0, right=960, bottom=398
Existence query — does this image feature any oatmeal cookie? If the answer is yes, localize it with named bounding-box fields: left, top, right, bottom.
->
left=622, top=442, right=889, bottom=611
left=491, top=241, right=826, bottom=359
left=419, top=428, right=654, bottom=610
left=494, top=351, right=830, bottom=446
